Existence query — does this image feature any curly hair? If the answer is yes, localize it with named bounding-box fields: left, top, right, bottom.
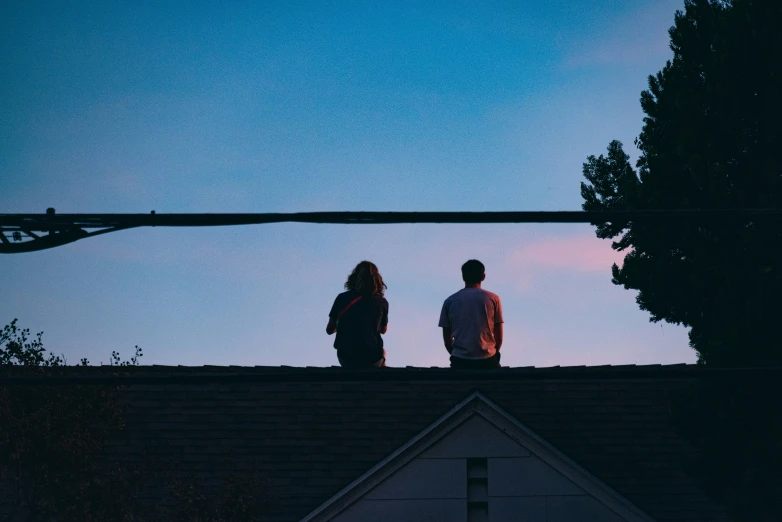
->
left=345, top=261, right=387, bottom=297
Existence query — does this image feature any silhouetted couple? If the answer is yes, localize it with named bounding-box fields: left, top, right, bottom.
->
left=327, top=259, right=503, bottom=369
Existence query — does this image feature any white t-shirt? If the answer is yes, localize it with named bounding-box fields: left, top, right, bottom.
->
left=438, top=287, right=504, bottom=360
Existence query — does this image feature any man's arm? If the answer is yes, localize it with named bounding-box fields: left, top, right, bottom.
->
left=441, top=327, right=453, bottom=354
left=326, top=318, right=337, bottom=335
left=438, top=301, right=452, bottom=354
left=493, top=322, right=503, bottom=351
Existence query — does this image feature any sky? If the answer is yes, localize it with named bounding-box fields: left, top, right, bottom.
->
left=0, top=0, right=694, bottom=368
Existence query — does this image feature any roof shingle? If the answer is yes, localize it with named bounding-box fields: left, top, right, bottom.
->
left=4, top=364, right=780, bottom=521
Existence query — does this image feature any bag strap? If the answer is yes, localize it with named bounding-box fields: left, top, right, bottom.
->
left=337, top=296, right=363, bottom=321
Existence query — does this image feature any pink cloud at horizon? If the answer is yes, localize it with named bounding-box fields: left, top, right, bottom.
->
left=499, top=233, right=628, bottom=292
left=509, top=234, right=626, bottom=272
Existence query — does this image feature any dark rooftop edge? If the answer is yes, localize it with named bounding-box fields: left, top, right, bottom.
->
left=2, top=363, right=781, bottom=385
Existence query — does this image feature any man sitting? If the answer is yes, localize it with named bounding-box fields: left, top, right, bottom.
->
left=438, top=259, right=504, bottom=369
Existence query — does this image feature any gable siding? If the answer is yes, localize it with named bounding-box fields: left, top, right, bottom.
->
left=489, top=496, right=625, bottom=522
left=488, top=456, right=584, bottom=496
left=333, top=499, right=467, bottom=522
left=364, top=459, right=466, bottom=500
left=420, top=415, right=530, bottom=459
left=325, top=409, right=629, bottom=522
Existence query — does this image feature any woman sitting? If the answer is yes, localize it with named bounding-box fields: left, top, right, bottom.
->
left=326, top=261, right=389, bottom=368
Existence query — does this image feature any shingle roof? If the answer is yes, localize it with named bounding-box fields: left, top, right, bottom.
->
left=1, top=362, right=771, bottom=384
left=5, top=364, right=779, bottom=521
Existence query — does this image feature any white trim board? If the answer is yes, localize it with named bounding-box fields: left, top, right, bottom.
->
left=300, top=391, right=656, bottom=522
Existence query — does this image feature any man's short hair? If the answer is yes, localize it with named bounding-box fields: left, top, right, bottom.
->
left=461, top=259, right=485, bottom=284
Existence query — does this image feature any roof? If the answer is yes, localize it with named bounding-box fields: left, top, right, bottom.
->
left=4, top=364, right=780, bottom=521
left=1, top=362, right=774, bottom=384
left=302, top=390, right=657, bottom=522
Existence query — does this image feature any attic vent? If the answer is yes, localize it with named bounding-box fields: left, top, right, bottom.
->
left=467, top=458, right=488, bottom=522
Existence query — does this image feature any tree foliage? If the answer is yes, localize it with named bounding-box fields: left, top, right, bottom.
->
left=0, top=319, right=145, bottom=521
left=1, top=320, right=276, bottom=521
left=671, top=375, right=782, bottom=521
left=0, top=320, right=67, bottom=367
left=581, top=0, right=782, bottom=365
left=0, top=319, right=142, bottom=368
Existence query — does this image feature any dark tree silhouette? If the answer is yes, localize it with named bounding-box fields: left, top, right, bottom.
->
left=581, top=0, right=782, bottom=366
left=1, top=320, right=276, bottom=521
left=0, top=320, right=145, bottom=521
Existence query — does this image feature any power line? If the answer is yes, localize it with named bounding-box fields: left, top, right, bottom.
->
left=1, top=208, right=780, bottom=254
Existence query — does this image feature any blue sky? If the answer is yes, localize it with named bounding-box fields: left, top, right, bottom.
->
left=0, top=0, right=693, bottom=367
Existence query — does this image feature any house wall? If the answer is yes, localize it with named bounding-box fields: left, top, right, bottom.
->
left=331, top=415, right=625, bottom=522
